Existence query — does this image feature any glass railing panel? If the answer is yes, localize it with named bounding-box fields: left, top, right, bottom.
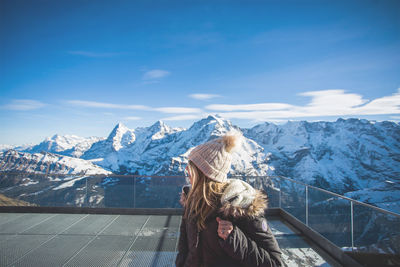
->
left=0, top=173, right=186, bottom=209
left=133, top=176, right=186, bottom=208
left=353, top=202, right=400, bottom=255
left=42, top=175, right=88, bottom=207
left=0, top=172, right=88, bottom=207
left=308, top=187, right=351, bottom=248
left=263, top=176, right=280, bottom=208
left=86, top=175, right=134, bottom=208
left=280, top=178, right=306, bottom=224
left=3, top=171, right=400, bottom=257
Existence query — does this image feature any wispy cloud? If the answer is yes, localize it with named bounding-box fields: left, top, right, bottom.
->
left=68, top=51, right=122, bottom=58
left=206, top=103, right=292, bottom=111
left=189, top=94, right=221, bottom=100
left=143, top=69, right=170, bottom=80
left=155, top=107, right=202, bottom=114
left=123, top=116, right=141, bottom=121
left=206, top=89, right=400, bottom=121
left=162, top=114, right=205, bottom=121
left=1, top=99, right=46, bottom=111
left=68, top=100, right=150, bottom=110
left=67, top=100, right=203, bottom=116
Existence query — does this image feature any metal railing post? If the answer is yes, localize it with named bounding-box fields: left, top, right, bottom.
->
left=351, top=201, right=354, bottom=251
left=133, top=176, right=136, bottom=208
left=279, top=178, right=282, bottom=209
left=85, top=176, right=88, bottom=207
left=306, top=186, right=309, bottom=226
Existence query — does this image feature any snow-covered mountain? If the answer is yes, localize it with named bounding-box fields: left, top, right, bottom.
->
left=243, top=118, right=400, bottom=212
left=244, top=119, right=400, bottom=189
left=0, top=144, right=34, bottom=152
left=24, top=134, right=104, bottom=158
left=80, top=123, right=136, bottom=162
left=81, top=116, right=270, bottom=176
left=1, top=115, right=399, bottom=212
left=0, top=144, right=15, bottom=152
left=0, top=150, right=111, bottom=175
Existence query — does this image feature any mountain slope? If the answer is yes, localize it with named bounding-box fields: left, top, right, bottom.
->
left=24, top=134, right=104, bottom=158
left=243, top=118, right=400, bottom=212
left=243, top=119, right=400, bottom=192
left=0, top=150, right=111, bottom=175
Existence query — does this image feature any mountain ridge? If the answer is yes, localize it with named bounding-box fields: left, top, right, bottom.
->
left=1, top=116, right=399, bottom=212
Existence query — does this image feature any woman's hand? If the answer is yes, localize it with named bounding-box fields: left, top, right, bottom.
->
left=216, top=217, right=233, bottom=240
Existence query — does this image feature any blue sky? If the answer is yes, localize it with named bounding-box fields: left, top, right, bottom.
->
left=1, top=0, right=399, bottom=145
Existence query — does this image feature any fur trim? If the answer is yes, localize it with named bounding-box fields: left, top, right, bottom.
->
left=220, top=179, right=268, bottom=219
left=220, top=190, right=267, bottom=218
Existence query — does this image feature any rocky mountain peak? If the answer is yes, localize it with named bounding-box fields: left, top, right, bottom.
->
left=51, top=134, right=61, bottom=140
left=148, top=120, right=168, bottom=132
left=189, top=114, right=234, bottom=134
left=106, top=123, right=135, bottom=151
left=108, top=122, right=130, bottom=139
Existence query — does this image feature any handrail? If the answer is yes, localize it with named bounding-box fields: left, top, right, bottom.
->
left=231, top=175, right=400, bottom=218
left=0, top=171, right=185, bottom=179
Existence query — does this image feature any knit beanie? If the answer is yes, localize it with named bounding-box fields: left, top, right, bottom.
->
left=188, top=135, right=238, bottom=183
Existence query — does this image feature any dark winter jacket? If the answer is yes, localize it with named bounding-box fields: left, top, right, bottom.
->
left=176, top=179, right=282, bottom=267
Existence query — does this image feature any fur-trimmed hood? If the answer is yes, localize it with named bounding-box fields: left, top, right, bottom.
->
left=179, top=179, right=268, bottom=218
left=219, top=179, right=268, bottom=219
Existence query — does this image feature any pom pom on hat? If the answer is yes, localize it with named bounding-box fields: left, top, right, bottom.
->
left=222, top=135, right=236, bottom=153
left=188, top=133, right=241, bottom=183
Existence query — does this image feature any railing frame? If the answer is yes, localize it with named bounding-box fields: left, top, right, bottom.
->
left=232, top=174, right=400, bottom=255
left=267, top=175, right=400, bottom=218
left=1, top=172, right=399, bottom=255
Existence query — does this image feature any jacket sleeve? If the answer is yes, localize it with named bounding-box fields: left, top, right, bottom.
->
left=218, top=216, right=282, bottom=267
left=175, top=217, right=188, bottom=267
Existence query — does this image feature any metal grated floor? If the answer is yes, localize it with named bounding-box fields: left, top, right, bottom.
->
left=0, top=213, right=180, bottom=267
left=0, top=213, right=341, bottom=267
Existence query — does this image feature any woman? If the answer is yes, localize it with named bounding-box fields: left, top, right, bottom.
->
left=176, top=135, right=282, bottom=267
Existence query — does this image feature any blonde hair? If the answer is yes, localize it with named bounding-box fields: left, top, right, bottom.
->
left=184, top=160, right=226, bottom=230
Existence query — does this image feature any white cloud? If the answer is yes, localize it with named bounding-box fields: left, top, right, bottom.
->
left=355, top=89, right=400, bottom=115
left=206, top=103, right=292, bottom=111
left=162, top=114, right=204, bottom=121
left=206, top=89, right=400, bottom=121
left=67, top=100, right=203, bottom=118
left=189, top=94, right=221, bottom=100
left=299, top=89, right=368, bottom=113
left=155, top=107, right=203, bottom=114
left=2, top=99, right=46, bottom=111
left=123, top=116, right=141, bottom=121
left=143, top=69, right=170, bottom=80
left=68, top=100, right=150, bottom=110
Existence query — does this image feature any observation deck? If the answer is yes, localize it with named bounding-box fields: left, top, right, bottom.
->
left=0, top=173, right=399, bottom=267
